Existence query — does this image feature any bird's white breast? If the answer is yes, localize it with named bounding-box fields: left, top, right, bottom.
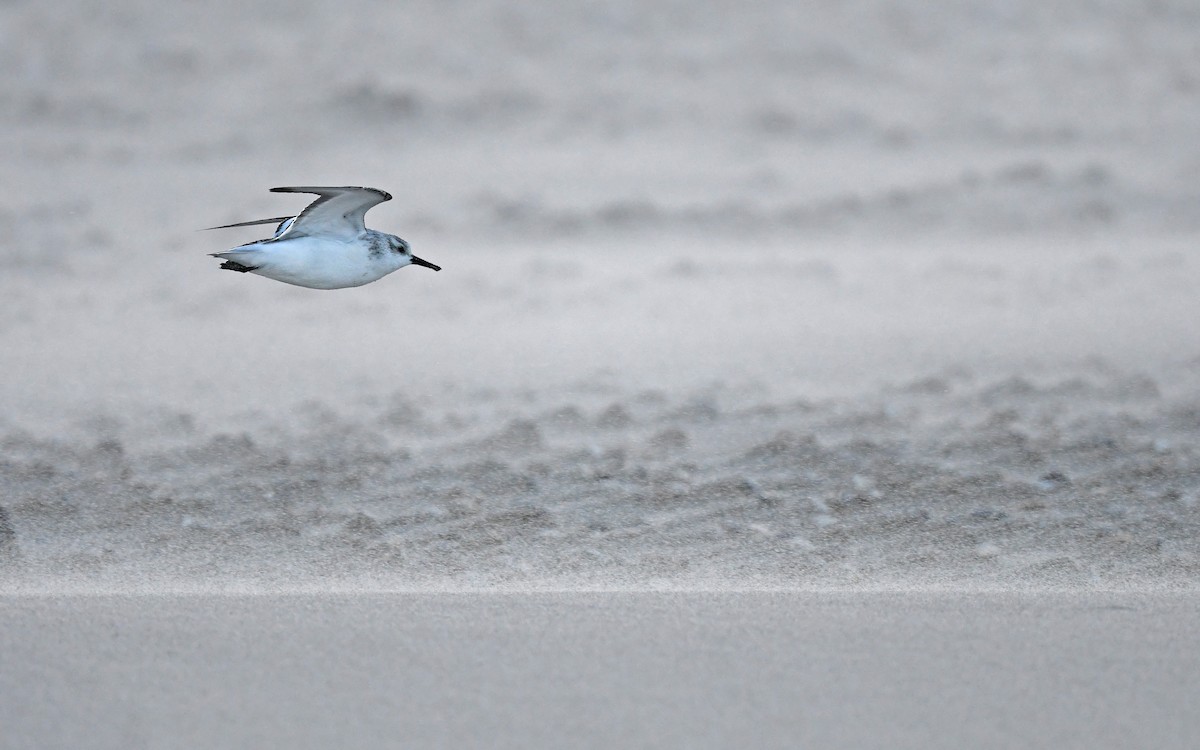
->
left=250, top=235, right=401, bottom=290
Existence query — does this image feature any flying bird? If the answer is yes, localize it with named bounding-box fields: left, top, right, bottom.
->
left=207, top=186, right=440, bottom=289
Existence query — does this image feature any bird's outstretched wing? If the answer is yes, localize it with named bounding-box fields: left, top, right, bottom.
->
left=204, top=216, right=295, bottom=231
left=266, top=186, right=392, bottom=241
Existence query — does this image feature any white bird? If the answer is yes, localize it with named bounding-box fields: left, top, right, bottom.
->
left=207, top=186, right=440, bottom=289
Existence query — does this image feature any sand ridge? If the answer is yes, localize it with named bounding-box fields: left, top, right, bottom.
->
left=1, top=0, right=1199, bottom=590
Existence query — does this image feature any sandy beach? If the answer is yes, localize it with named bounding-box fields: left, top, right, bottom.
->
left=4, top=591, right=1199, bottom=750
left=2, top=0, right=1198, bottom=746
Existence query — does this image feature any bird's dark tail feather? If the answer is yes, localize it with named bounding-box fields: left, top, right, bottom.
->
left=219, top=260, right=260, bottom=273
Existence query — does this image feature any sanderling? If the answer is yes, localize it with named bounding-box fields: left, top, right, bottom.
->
left=207, top=186, right=440, bottom=289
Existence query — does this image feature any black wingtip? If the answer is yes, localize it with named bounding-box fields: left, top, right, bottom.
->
left=202, top=216, right=295, bottom=231
left=270, top=186, right=392, bottom=201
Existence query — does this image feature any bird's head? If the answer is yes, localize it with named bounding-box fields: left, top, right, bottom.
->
left=390, top=236, right=441, bottom=271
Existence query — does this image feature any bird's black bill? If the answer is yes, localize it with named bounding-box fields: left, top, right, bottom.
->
left=410, top=255, right=441, bottom=271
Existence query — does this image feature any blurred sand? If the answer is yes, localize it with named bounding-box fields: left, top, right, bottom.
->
left=1, top=0, right=1197, bottom=590
left=2, top=591, right=1198, bottom=750
left=1, top=0, right=1198, bottom=746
